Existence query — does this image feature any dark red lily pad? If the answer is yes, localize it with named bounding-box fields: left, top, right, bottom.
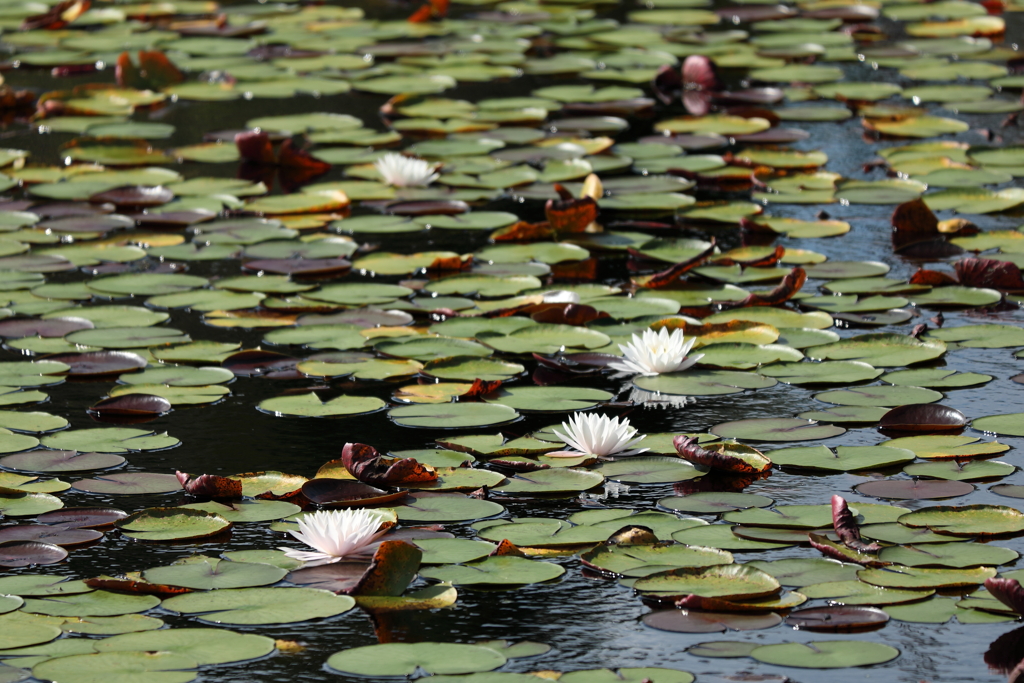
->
left=87, top=395, right=172, bottom=421
left=954, top=258, right=1024, bottom=291
left=0, top=524, right=102, bottom=547
left=0, top=540, right=67, bottom=567
left=90, top=186, right=174, bottom=208
left=176, top=471, right=243, bottom=498
left=546, top=187, right=598, bottom=234
left=878, top=404, right=967, bottom=433
left=301, top=478, right=410, bottom=507
left=340, top=442, right=437, bottom=487
left=0, top=317, right=94, bottom=338
left=134, top=210, right=217, bottom=227
left=855, top=479, right=975, bottom=500
left=385, top=201, right=469, bottom=216
left=643, top=609, right=782, bottom=633
left=33, top=201, right=113, bottom=218
left=46, top=351, right=148, bottom=376
left=242, top=257, right=352, bottom=277
left=37, top=506, right=128, bottom=528
left=832, top=495, right=880, bottom=552
left=0, top=449, right=125, bottom=473
left=38, top=215, right=133, bottom=233
left=984, top=577, right=1024, bottom=615
left=785, top=606, right=889, bottom=631
left=222, top=349, right=300, bottom=378
left=674, top=435, right=771, bottom=474
left=733, top=129, right=810, bottom=144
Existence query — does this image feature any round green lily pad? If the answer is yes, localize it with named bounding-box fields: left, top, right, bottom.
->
left=257, top=393, right=386, bottom=418
left=390, top=403, right=520, bottom=429
left=114, top=508, right=230, bottom=542
left=95, top=628, right=275, bottom=665
left=161, top=587, right=355, bottom=625
left=326, top=642, right=507, bottom=677
left=751, top=641, right=899, bottom=668
left=416, top=545, right=566, bottom=582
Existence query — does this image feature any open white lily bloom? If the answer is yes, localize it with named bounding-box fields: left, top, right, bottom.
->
left=609, top=327, right=703, bottom=376
left=279, top=509, right=388, bottom=567
left=552, top=412, right=647, bottom=457
left=374, top=153, right=439, bottom=187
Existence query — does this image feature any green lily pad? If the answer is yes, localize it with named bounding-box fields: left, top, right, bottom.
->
left=711, top=418, right=845, bottom=442
left=160, top=587, right=355, bottom=625
left=114, top=508, right=230, bottom=542
left=768, top=445, right=915, bottom=471
left=751, top=641, right=899, bottom=668
left=41, top=428, right=178, bottom=453
left=327, top=642, right=507, bottom=677
left=31, top=652, right=197, bottom=683
left=142, top=559, right=286, bottom=590
left=419, top=556, right=564, bottom=586
left=21, top=591, right=160, bottom=617
left=95, top=628, right=274, bottom=665
left=898, top=505, right=1024, bottom=536
left=390, top=403, right=519, bottom=429
left=634, top=564, right=780, bottom=600
left=394, top=493, right=504, bottom=523
left=257, top=393, right=386, bottom=418
left=493, top=468, right=605, bottom=495
left=634, top=370, right=778, bottom=396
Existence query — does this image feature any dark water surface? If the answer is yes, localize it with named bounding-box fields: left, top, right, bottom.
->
left=1, top=0, right=1024, bottom=681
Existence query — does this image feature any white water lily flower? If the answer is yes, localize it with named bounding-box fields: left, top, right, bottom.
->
left=374, top=152, right=439, bottom=187
left=278, top=508, right=388, bottom=567
left=552, top=412, right=647, bottom=457
left=609, top=327, right=703, bottom=377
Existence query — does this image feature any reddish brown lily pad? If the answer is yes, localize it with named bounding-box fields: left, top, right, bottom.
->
left=0, top=450, right=125, bottom=473
left=985, top=577, right=1024, bottom=615
left=46, top=351, right=148, bottom=376
left=0, top=317, right=94, bottom=338
left=855, top=479, right=975, bottom=500
left=785, top=606, right=889, bottom=631
left=301, top=478, right=409, bottom=507
left=0, top=540, right=67, bottom=567
left=242, top=258, right=352, bottom=277
left=87, top=395, right=172, bottom=421
left=0, top=524, right=102, bottom=547
left=878, top=404, right=967, bottom=433
left=37, top=506, right=128, bottom=529
left=643, top=609, right=782, bottom=633
left=90, top=186, right=174, bottom=208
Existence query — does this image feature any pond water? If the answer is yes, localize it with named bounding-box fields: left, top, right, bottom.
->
left=0, top=0, right=1023, bottom=681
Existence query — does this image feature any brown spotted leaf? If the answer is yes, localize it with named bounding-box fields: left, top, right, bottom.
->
left=954, top=257, right=1024, bottom=291
left=353, top=540, right=422, bottom=597
left=175, top=471, right=243, bottom=499
left=341, top=442, right=437, bottom=486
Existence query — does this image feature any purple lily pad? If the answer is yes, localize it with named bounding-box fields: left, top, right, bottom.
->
left=0, top=540, right=68, bottom=567
left=44, top=351, right=148, bottom=376
left=855, top=479, right=975, bottom=500
left=0, top=449, right=126, bottom=473
left=0, top=317, right=94, bottom=338
left=37, top=506, right=128, bottom=529
left=0, top=524, right=102, bottom=547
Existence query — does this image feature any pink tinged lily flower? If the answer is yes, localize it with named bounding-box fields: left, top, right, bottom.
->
left=278, top=509, right=388, bottom=567
left=609, top=327, right=703, bottom=376
left=374, top=152, right=439, bottom=187
left=550, top=412, right=647, bottom=458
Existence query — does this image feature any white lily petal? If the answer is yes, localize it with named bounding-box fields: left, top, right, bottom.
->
left=374, top=153, right=439, bottom=188
left=280, top=509, right=388, bottom=566
left=554, top=413, right=646, bottom=458
left=610, top=328, right=702, bottom=376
